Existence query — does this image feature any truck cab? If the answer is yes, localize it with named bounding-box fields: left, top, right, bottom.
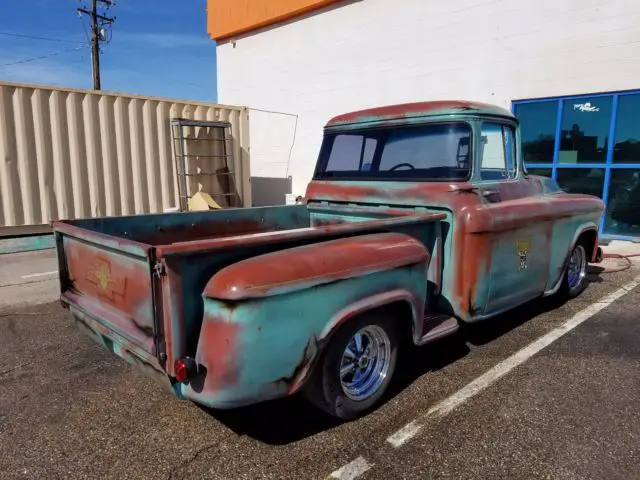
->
left=53, top=100, right=604, bottom=420
left=308, top=101, right=604, bottom=322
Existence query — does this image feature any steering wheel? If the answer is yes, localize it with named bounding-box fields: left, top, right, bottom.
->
left=388, top=162, right=415, bottom=171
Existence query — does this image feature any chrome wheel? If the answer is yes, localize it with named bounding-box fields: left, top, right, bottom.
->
left=567, top=244, right=587, bottom=290
left=339, top=325, right=391, bottom=401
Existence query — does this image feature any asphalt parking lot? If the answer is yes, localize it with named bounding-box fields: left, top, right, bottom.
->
left=1, top=250, right=639, bottom=480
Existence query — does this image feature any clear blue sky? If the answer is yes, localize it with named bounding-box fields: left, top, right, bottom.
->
left=0, top=0, right=217, bottom=102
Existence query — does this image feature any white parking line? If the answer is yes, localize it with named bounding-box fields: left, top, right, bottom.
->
left=328, top=456, right=372, bottom=480
left=387, top=274, right=640, bottom=448
left=21, top=270, right=58, bottom=279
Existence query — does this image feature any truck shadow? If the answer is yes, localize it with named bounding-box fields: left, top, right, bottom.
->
left=203, top=271, right=605, bottom=445
left=200, top=394, right=344, bottom=444
left=459, top=265, right=604, bottom=346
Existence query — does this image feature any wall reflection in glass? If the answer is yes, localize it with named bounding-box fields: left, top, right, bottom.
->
left=556, top=168, right=605, bottom=198
left=558, top=96, right=613, bottom=164
left=604, top=169, right=640, bottom=236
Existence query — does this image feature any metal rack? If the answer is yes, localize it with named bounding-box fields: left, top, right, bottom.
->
left=170, top=118, right=239, bottom=211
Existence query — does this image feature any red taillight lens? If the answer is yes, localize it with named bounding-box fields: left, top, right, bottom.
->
left=174, top=357, right=197, bottom=383
left=175, top=360, right=189, bottom=383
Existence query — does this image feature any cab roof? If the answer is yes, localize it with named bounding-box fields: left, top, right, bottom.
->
left=325, top=100, right=516, bottom=128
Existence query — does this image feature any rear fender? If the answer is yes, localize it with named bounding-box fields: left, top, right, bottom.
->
left=185, top=233, right=430, bottom=407
left=318, top=290, right=424, bottom=355
left=289, top=288, right=424, bottom=394
left=204, top=232, right=430, bottom=300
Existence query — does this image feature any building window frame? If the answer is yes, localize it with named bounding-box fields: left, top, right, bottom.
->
left=512, top=88, right=640, bottom=242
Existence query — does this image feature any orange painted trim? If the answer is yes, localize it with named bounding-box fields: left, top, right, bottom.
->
left=208, top=0, right=343, bottom=42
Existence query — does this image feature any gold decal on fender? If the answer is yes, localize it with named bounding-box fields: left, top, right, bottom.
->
left=516, top=239, right=531, bottom=271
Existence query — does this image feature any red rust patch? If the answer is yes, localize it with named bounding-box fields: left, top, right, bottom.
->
left=65, top=239, right=151, bottom=317
left=85, top=257, right=127, bottom=301
left=203, top=232, right=429, bottom=300
left=196, top=318, right=240, bottom=393
left=135, top=218, right=275, bottom=245
left=326, top=100, right=515, bottom=127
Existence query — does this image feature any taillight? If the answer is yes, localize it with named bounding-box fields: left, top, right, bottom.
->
left=174, top=357, right=197, bottom=383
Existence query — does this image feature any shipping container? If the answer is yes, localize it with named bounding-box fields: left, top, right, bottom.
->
left=0, top=81, right=251, bottom=234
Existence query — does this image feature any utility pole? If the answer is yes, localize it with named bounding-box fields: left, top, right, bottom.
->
left=77, top=0, right=115, bottom=90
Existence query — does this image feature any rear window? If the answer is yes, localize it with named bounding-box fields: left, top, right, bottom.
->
left=315, top=123, right=472, bottom=181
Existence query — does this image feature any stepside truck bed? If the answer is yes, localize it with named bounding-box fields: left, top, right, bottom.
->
left=52, top=204, right=445, bottom=387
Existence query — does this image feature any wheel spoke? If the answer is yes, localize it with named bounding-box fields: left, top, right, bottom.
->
left=567, top=245, right=586, bottom=290
left=340, top=363, right=356, bottom=379
left=339, top=325, right=392, bottom=402
left=343, top=346, right=357, bottom=360
left=354, top=333, right=363, bottom=353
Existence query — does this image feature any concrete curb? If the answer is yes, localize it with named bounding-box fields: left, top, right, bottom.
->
left=0, top=234, right=55, bottom=255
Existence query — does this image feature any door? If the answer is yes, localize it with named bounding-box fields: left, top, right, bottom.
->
left=477, top=122, right=550, bottom=314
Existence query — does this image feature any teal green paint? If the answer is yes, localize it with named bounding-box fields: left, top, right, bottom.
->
left=484, top=226, right=550, bottom=313
left=53, top=100, right=606, bottom=414
left=0, top=234, right=54, bottom=255
left=184, top=264, right=428, bottom=408
left=545, top=214, right=599, bottom=291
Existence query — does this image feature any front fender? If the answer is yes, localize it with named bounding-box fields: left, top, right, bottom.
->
left=181, top=232, right=430, bottom=408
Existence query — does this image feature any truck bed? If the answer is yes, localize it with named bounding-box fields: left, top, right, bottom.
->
left=57, top=203, right=438, bottom=245
left=52, top=203, right=445, bottom=384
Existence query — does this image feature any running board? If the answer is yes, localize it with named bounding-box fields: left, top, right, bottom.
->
left=418, top=313, right=459, bottom=345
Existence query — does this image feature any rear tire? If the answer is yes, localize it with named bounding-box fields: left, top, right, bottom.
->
left=558, top=239, right=589, bottom=300
left=303, top=311, right=399, bottom=420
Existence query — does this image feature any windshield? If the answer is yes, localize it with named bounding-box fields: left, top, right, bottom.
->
left=314, top=123, right=472, bottom=181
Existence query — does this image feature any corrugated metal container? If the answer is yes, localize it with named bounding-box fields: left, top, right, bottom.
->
left=0, top=81, right=251, bottom=232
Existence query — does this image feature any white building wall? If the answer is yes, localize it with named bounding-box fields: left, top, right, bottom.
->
left=217, top=0, right=640, bottom=196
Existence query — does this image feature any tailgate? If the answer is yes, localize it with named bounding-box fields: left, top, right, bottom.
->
left=56, top=227, right=162, bottom=366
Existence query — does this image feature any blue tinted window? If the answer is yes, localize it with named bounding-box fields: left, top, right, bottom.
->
left=604, top=169, right=640, bottom=236
left=527, top=168, right=552, bottom=178
left=514, top=101, right=558, bottom=163
left=317, top=123, right=471, bottom=181
left=558, top=96, right=613, bottom=164
left=325, top=135, right=377, bottom=171
left=556, top=168, right=605, bottom=198
left=613, top=94, right=640, bottom=164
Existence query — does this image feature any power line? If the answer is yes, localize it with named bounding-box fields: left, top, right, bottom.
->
left=0, top=31, right=85, bottom=45
left=1, top=45, right=88, bottom=67
left=77, top=15, right=92, bottom=44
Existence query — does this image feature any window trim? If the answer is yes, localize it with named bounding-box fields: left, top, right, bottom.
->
left=478, top=121, right=518, bottom=182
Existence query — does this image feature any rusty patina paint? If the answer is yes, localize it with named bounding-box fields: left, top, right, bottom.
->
left=62, top=236, right=157, bottom=353
left=134, top=218, right=280, bottom=245
left=181, top=263, right=429, bottom=408
left=53, top=99, right=605, bottom=412
left=326, top=100, right=515, bottom=128
left=193, top=315, right=241, bottom=394
left=155, top=210, right=445, bottom=256
left=204, top=232, right=429, bottom=300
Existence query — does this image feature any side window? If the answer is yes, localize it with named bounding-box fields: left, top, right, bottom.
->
left=480, top=123, right=517, bottom=180
left=325, top=134, right=377, bottom=172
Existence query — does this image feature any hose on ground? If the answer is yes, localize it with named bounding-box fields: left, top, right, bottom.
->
left=598, top=252, right=640, bottom=273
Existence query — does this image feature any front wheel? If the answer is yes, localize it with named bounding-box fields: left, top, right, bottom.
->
left=558, top=240, right=589, bottom=299
left=303, top=311, right=399, bottom=420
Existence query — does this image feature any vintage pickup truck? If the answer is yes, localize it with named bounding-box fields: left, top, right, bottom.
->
left=53, top=100, right=605, bottom=420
